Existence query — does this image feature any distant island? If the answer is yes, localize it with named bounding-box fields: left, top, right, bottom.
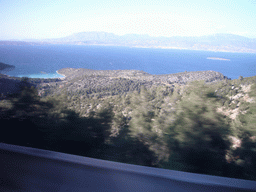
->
left=1, top=32, right=256, bottom=53
left=207, top=57, right=231, bottom=61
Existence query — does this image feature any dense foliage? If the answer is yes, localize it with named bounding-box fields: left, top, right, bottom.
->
left=1, top=70, right=256, bottom=181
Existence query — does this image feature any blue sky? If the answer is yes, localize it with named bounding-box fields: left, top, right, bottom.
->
left=1, top=0, right=256, bottom=40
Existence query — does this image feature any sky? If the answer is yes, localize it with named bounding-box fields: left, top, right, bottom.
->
left=1, top=0, right=256, bottom=40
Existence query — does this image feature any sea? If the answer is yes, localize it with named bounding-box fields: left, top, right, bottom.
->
left=0, top=45, right=255, bottom=80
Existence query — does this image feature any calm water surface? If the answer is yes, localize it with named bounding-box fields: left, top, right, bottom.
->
left=0, top=45, right=255, bottom=79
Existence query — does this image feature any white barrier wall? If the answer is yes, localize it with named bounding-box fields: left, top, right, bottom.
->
left=0, top=143, right=256, bottom=192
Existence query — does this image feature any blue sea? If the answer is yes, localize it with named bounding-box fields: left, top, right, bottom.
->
left=0, top=45, right=255, bottom=79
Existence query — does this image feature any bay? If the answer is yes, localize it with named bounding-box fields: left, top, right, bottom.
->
left=0, top=45, right=255, bottom=79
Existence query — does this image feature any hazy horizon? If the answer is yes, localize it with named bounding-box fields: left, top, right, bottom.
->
left=4, top=31, right=256, bottom=42
left=1, top=0, right=256, bottom=40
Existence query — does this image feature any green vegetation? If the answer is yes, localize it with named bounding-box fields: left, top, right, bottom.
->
left=1, top=68, right=256, bottom=181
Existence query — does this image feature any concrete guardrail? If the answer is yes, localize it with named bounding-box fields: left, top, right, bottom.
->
left=1, top=143, right=256, bottom=191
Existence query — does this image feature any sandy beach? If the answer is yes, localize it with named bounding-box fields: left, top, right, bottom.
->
left=56, top=70, right=66, bottom=79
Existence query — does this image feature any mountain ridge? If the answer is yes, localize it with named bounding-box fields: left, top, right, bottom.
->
left=1, top=32, right=256, bottom=53
left=43, top=32, right=256, bottom=53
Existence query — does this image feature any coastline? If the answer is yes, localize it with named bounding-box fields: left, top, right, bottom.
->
left=15, top=72, right=65, bottom=79
left=51, top=43, right=256, bottom=54
left=56, top=70, right=66, bottom=80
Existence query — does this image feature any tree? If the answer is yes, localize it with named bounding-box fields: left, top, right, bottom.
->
left=5, top=78, right=53, bottom=119
left=129, top=87, right=156, bottom=140
left=164, top=88, right=232, bottom=176
left=0, top=83, right=53, bottom=146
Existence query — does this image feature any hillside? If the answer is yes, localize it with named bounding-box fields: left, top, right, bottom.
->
left=1, top=68, right=256, bottom=181
left=36, top=68, right=229, bottom=98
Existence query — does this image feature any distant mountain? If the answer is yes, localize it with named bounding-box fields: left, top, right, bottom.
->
left=1, top=32, right=256, bottom=53
left=44, top=32, right=256, bottom=53
left=51, top=31, right=118, bottom=42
